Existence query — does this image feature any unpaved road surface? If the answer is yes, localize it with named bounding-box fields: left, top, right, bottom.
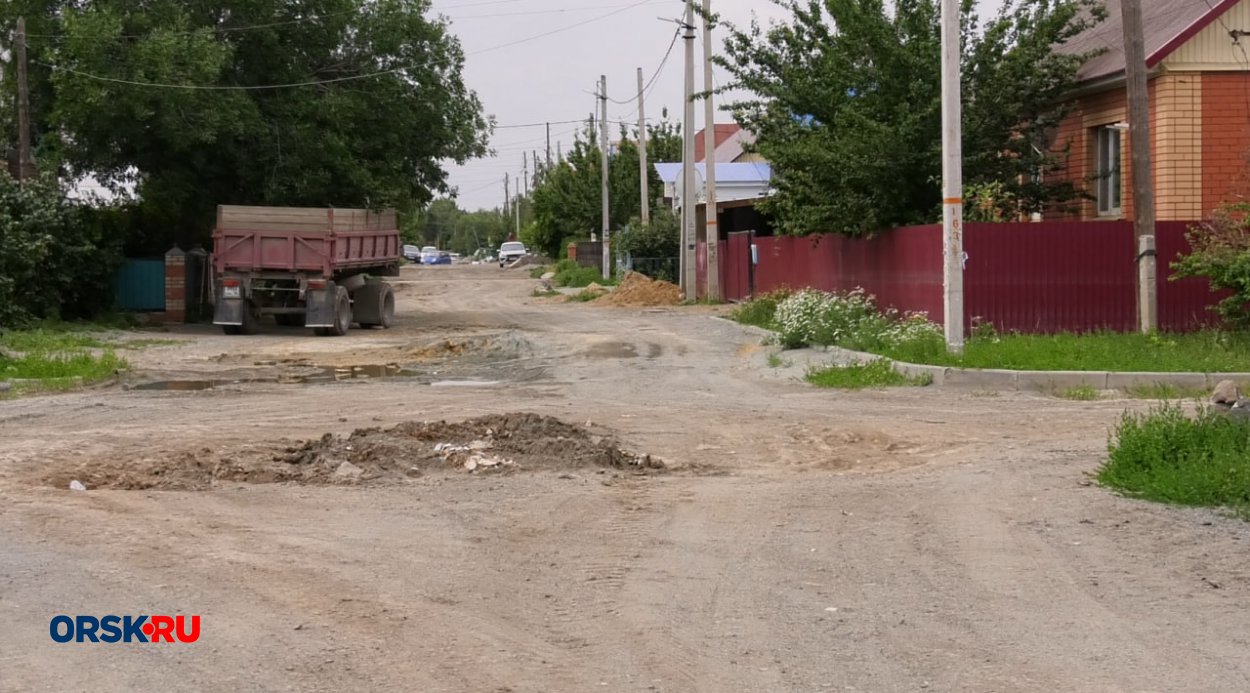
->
left=2, top=265, right=1249, bottom=692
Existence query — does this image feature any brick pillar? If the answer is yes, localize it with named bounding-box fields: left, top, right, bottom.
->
left=567, top=242, right=577, bottom=261
left=164, top=246, right=187, bottom=323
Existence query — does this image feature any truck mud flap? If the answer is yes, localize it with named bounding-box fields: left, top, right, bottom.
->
left=213, top=298, right=246, bottom=326
left=304, top=283, right=337, bottom=328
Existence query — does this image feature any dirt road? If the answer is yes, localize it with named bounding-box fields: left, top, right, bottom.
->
left=2, top=265, right=1248, bottom=692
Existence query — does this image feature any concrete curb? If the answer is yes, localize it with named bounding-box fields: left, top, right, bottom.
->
left=712, top=316, right=1250, bottom=391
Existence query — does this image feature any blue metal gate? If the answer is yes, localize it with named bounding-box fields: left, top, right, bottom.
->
left=113, top=259, right=166, bottom=311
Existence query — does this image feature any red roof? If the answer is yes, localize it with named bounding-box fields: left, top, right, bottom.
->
left=694, top=124, right=742, bottom=162
left=1059, top=0, right=1242, bottom=84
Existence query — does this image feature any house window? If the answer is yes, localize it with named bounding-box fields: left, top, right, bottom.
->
left=1096, top=127, right=1122, bottom=216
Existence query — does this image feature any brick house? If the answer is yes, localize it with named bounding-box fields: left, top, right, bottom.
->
left=1049, top=0, right=1250, bottom=221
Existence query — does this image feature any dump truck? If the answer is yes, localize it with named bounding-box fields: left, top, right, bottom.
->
left=212, top=205, right=401, bottom=336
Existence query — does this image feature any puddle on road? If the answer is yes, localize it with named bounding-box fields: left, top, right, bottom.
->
left=585, top=342, right=638, bottom=359
left=130, top=364, right=422, bottom=391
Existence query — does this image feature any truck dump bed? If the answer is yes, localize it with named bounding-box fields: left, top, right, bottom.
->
left=212, top=205, right=401, bottom=277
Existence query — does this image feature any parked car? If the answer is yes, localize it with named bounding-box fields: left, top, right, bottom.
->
left=498, top=241, right=527, bottom=267
left=419, top=246, right=441, bottom=264
left=403, top=244, right=421, bottom=262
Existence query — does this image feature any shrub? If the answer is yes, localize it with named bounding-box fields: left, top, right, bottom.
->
left=1172, top=201, right=1250, bottom=327
left=806, top=359, right=932, bottom=389
left=0, top=172, right=122, bottom=327
left=1100, top=404, right=1250, bottom=517
left=775, top=288, right=897, bottom=349
left=553, top=260, right=611, bottom=288
left=728, top=289, right=793, bottom=330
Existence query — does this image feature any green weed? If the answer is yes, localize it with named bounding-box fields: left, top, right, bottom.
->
left=767, top=352, right=792, bottom=369
left=1127, top=383, right=1214, bottom=400
left=728, top=290, right=793, bottom=330
left=1059, top=384, right=1101, bottom=401
left=1100, top=404, right=1250, bottom=519
left=805, top=360, right=931, bottom=389
left=529, top=266, right=550, bottom=279
left=568, top=289, right=604, bottom=302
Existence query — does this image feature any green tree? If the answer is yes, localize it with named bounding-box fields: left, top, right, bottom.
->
left=716, top=0, right=1102, bottom=236
left=0, top=172, right=122, bottom=326
left=4, top=0, right=489, bottom=251
left=524, top=119, right=682, bottom=258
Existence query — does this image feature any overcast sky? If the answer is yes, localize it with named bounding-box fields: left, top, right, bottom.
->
left=430, top=0, right=792, bottom=211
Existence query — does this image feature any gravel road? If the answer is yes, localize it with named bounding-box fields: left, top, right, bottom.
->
left=1, top=264, right=1248, bottom=692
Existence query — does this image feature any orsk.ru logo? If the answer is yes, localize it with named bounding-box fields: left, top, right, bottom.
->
left=49, top=615, right=201, bottom=643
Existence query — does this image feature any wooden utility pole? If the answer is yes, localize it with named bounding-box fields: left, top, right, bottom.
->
left=16, top=17, right=36, bottom=182
left=599, top=75, right=611, bottom=280
left=680, top=2, right=697, bottom=300
left=1122, top=0, right=1157, bottom=332
left=940, top=0, right=964, bottom=353
left=702, top=0, right=720, bottom=302
left=637, top=67, right=650, bottom=225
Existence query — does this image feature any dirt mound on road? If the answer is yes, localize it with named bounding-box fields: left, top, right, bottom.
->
left=597, top=272, right=682, bottom=307
left=36, top=414, right=663, bottom=491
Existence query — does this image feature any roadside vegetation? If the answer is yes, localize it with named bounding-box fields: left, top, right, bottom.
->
left=1101, top=404, right=1250, bottom=519
left=730, top=289, right=1250, bottom=372
left=806, top=360, right=932, bottom=390
left=552, top=260, right=616, bottom=289
left=1, top=329, right=127, bottom=396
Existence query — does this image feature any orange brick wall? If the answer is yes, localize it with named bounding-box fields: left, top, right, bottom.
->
left=1049, top=71, right=1250, bottom=222
left=1201, top=72, right=1250, bottom=213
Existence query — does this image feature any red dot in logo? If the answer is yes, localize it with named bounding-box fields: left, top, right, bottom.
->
left=141, top=623, right=155, bottom=636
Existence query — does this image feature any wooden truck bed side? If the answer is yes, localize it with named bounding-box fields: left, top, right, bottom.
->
left=212, top=205, right=401, bottom=276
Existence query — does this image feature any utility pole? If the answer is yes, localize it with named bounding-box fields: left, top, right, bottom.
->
left=702, top=0, right=720, bottom=302
left=1122, top=0, right=1157, bottom=332
left=599, top=75, right=611, bottom=280
left=940, top=0, right=964, bottom=353
left=504, top=173, right=510, bottom=220
left=523, top=152, right=529, bottom=197
left=16, top=17, right=36, bottom=182
left=680, top=2, right=698, bottom=300
left=637, top=67, right=650, bottom=225
left=546, top=122, right=552, bottom=168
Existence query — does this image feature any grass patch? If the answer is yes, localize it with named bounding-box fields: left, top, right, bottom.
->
left=1127, top=383, right=1213, bottom=400
left=1, top=350, right=124, bottom=386
left=531, top=288, right=561, bottom=298
left=728, top=290, right=791, bottom=330
left=529, top=266, right=550, bottom=279
left=1059, top=384, right=1101, bottom=401
left=806, top=360, right=932, bottom=389
left=1, top=329, right=106, bottom=352
left=1100, top=404, right=1250, bottom=519
left=878, top=330, right=1250, bottom=373
left=553, top=259, right=616, bottom=288
left=568, top=289, right=605, bottom=302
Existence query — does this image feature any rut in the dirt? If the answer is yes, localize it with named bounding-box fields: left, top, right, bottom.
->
left=37, top=413, right=664, bottom=491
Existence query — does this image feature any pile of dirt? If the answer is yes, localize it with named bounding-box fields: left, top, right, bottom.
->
left=597, top=272, right=682, bottom=307
left=40, top=413, right=663, bottom=490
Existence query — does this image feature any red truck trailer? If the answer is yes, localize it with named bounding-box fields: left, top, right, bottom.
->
left=212, top=205, right=401, bottom=336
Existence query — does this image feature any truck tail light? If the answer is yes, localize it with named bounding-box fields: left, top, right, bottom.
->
left=307, top=280, right=327, bottom=291
left=222, top=279, right=240, bottom=288
left=221, top=278, right=242, bottom=299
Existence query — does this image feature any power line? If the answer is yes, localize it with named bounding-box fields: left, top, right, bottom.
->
left=608, top=27, right=680, bottom=105
left=29, top=57, right=414, bottom=90
left=466, top=0, right=654, bottom=56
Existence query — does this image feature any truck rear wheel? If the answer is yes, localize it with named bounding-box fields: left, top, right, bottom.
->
left=358, top=285, right=395, bottom=329
left=315, top=287, right=352, bottom=336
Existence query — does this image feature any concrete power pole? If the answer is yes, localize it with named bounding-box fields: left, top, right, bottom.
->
left=702, top=0, right=720, bottom=302
left=546, top=122, right=552, bottom=168
left=637, top=67, right=650, bottom=225
left=600, top=75, right=611, bottom=280
left=16, top=17, right=36, bottom=182
left=522, top=152, right=528, bottom=197
left=940, top=0, right=965, bottom=353
left=680, top=2, right=697, bottom=300
left=1121, top=0, right=1157, bottom=333
left=504, top=173, right=510, bottom=219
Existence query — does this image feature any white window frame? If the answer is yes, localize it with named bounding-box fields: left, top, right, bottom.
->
left=1096, top=127, right=1122, bottom=216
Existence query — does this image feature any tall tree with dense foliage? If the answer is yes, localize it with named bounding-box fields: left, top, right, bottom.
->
left=524, top=120, right=682, bottom=258
left=716, top=0, right=1103, bottom=236
left=3, top=0, right=489, bottom=250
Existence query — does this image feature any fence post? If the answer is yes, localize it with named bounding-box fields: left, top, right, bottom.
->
left=164, top=245, right=187, bottom=323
